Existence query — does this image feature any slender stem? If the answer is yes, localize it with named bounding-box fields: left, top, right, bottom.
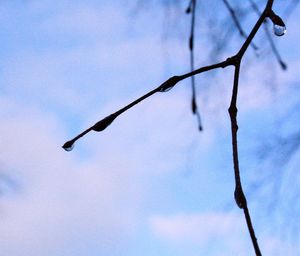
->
left=64, top=1, right=284, bottom=255
left=222, top=0, right=258, bottom=50
left=263, top=23, right=287, bottom=70
left=226, top=1, right=276, bottom=255
left=248, top=0, right=261, bottom=15
left=237, top=5, right=268, bottom=58
left=63, top=0, right=272, bottom=148
left=188, top=0, right=203, bottom=130
left=113, top=87, right=161, bottom=117
left=248, top=0, right=287, bottom=70
left=180, top=59, right=230, bottom=79
left=229, top=62, right=261, bottom=256
left=244, top=206, right=262, bottom=255
left=63, top=59, right=231, bottom=148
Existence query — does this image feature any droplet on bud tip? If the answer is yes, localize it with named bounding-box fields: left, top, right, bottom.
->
left=273, top=24, right=286, bottom=36
left=159, top=76, right=180, bottom=92
left=62, top=141, right=75, bottom=152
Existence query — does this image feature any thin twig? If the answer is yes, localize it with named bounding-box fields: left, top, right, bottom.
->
left=248, top=0, right=261, bottom=15
left=222, top=0, right=258, bottom=50
left=186, top=0, right=203, bottom=131
left=227, top=1, right=277, bottom=255
left=62, top=60, right=230, bottom=150
left=248, top=0, right=287, bottom=70
left=63, top=1, right=284, bottom=255
left=228, top=60, right=262, bottom=256
left=263, top=23, right=287, bottom=69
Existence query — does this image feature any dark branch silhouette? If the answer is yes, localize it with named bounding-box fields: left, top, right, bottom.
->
left=248, top=0, right=287, bottom=70
left=63, top=0, right=287, bottom=254
left=222, top=0, right=258, bottom=51
left=186, top=0, right=203, bottom=131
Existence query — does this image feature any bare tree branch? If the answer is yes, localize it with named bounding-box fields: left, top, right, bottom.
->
left=186, top=0, right=203, bottom=131
left=222, top=0, right=258, bottom=51
left=63, top=0, right=288, bottom=255
left=248, top=0, right=287, bottom=70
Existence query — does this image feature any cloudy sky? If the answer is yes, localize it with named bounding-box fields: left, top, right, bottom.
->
left=0, top=1, right=299, bottom=255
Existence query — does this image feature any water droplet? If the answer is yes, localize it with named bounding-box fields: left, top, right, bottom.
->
left=62, top=141, right=74, bottom=152
left=273, top=24, right=286, bottom=36
left=160, top=85, right=174, bottom=92
left=159, top=76, right=180, bottom=92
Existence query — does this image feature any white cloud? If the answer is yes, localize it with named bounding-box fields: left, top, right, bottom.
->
left=0, top=1, right=300, bottom=256
left=0, top=85, right=217, bottom=256
left=0, top=98, right=145, bottom=256
left=37, top=4, right=128, bottom=40
left=149, top=211, right=244, bottom=245
left=149, top=211, right=298, bottom=255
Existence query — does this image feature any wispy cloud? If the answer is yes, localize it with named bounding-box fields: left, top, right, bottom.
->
left=149, top=211, right=244, bottom=245
left=149, top=211, right=297, bottom=255
left=0, top=1, right=299, bottom=256
left=0, top=98, right=144, bottom=256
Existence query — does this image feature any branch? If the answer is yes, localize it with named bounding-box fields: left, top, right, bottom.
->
left=228, top=60, right=261, bottom=255
left=263, top=23, right=287, bottom=70
left=63, top=1, right=287, bottom=255
left=62, top=60, right=229, bottom=151
left=186, top=0, right=203, bottom=131
left=248, top=0, right=287, bottom=70
left=227, top=1, right=286, bottom=255
left=222, top=0, right=258, bottom=51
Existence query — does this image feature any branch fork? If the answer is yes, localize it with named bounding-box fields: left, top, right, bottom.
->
left=63, top=1, right=287, bottom=255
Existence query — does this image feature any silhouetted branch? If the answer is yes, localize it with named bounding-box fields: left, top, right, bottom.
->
left=222, top=0, right=258, bottom=50
left=63, top=1, right=288, bottom=254
left=263, top=23, right=287, bottom=69
left=248, top=0, right=287, bottom=70
left=63, top=60, right=229, bottom=150
left=226, top=1, right=283, bottom=254
left=186, top=0, right=203, bottom=131
left=228, top=59, right=261, bottom=255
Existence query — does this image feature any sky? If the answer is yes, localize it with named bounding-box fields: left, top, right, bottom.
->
left=0, top=1, right=299, bottom=255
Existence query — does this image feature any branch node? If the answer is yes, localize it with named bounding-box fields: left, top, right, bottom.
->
left=159, top=76, right=181, bottom=92
left=234, top=185, right=248, bottom=209
left=92, top=114, right=117, bottom=132
left=225, top=56, right=239, bottom=66
left=267, top=10, right=285, bottom=27
left=228, top=104, right=238, bottom=116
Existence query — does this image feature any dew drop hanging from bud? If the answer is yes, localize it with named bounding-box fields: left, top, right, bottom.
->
left=64, top=144, right=74, bottom=152
left=62, top=141, right=75, bottom=152
left=273, top=24, right=286, bottom=36
left=159, top=85, right=175, bottom=92
left=159, top=76, right=180, bottom=93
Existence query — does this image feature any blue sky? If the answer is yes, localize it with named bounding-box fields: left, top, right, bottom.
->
left=0, top=1, right=299, bottom=255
